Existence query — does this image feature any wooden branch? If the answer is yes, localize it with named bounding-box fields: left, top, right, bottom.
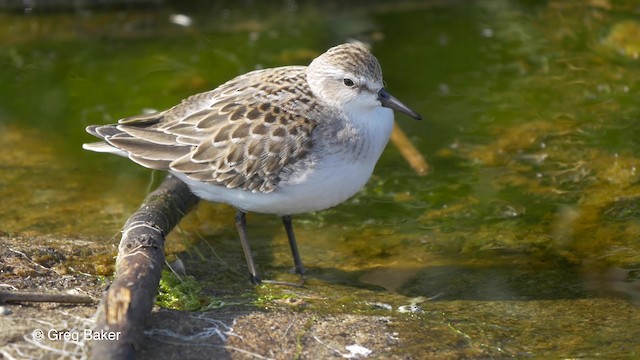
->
left=91, top=175, right=199, bottom=360
left=0, top=290, right=94, bottom=304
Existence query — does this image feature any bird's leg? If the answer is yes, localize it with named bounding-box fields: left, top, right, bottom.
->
left=235, top=210, right=261, bottom=285
left=234, top=211, right=304, bottom=287
left=282, top=215, right=305, bottom=281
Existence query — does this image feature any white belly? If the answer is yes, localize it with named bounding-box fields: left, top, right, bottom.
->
left=174, top=108, right=395, bottom=216
left=173, top=152, right=376, bottom=215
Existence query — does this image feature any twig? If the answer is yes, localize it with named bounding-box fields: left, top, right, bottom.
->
left=390, top=123, right=429, bottom=176
left=0, top=291, right=94, bottom=304
left=91, top=175, right=199, bottom=359
left=7, top=247, right=56, bottom=273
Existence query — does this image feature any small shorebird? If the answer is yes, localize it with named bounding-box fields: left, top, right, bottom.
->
left=83, top=43, right=421, bottom=285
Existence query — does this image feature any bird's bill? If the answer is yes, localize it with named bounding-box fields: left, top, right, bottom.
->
left=377, top=88, right=422, bottom=120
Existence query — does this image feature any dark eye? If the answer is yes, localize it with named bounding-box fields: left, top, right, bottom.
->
left=343, top=78, right=355, bottom=87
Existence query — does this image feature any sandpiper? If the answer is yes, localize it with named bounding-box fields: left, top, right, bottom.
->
left=83, top=43, right=422, bottom=285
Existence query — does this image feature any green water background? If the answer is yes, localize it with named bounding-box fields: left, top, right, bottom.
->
left=1, top=0, right=639, bottom=357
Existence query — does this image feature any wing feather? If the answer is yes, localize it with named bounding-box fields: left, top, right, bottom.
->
left=83, top=66, right=319, bottom=193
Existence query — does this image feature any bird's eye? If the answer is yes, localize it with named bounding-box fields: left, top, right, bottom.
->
left=343, top=78, right=355, bottom=87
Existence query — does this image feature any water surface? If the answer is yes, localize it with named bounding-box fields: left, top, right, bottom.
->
left=1, top=0, right=639, bottom=357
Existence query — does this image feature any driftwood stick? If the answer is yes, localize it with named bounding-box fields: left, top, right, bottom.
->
left=91, top=175, right=199, bottom=360
left=0, top=290, right=94, bottom=304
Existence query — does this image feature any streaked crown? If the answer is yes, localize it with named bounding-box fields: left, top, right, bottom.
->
left=319, top=43, right=383, bottom=83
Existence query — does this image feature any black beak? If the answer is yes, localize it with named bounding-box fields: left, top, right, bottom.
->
left=378, top=88, right=422, bottom=120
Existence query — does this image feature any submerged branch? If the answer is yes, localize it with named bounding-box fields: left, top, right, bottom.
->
left=91, top=175, right=199, bottom=360
left=391, top=123, right=429, bottom=176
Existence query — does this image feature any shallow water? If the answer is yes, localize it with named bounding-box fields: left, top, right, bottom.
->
left=1, top=0, right=640, bottom=357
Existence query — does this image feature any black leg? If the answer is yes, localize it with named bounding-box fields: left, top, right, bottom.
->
left=235, top=210, right=261, bottom=285
left=282, top=215, right=305, bottom=279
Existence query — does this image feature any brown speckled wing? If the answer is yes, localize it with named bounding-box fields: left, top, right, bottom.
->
left=102, top=67, right=318, bottom=194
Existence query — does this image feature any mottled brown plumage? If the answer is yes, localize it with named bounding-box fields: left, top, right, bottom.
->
left=87, top=66, right=319, bottom=193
